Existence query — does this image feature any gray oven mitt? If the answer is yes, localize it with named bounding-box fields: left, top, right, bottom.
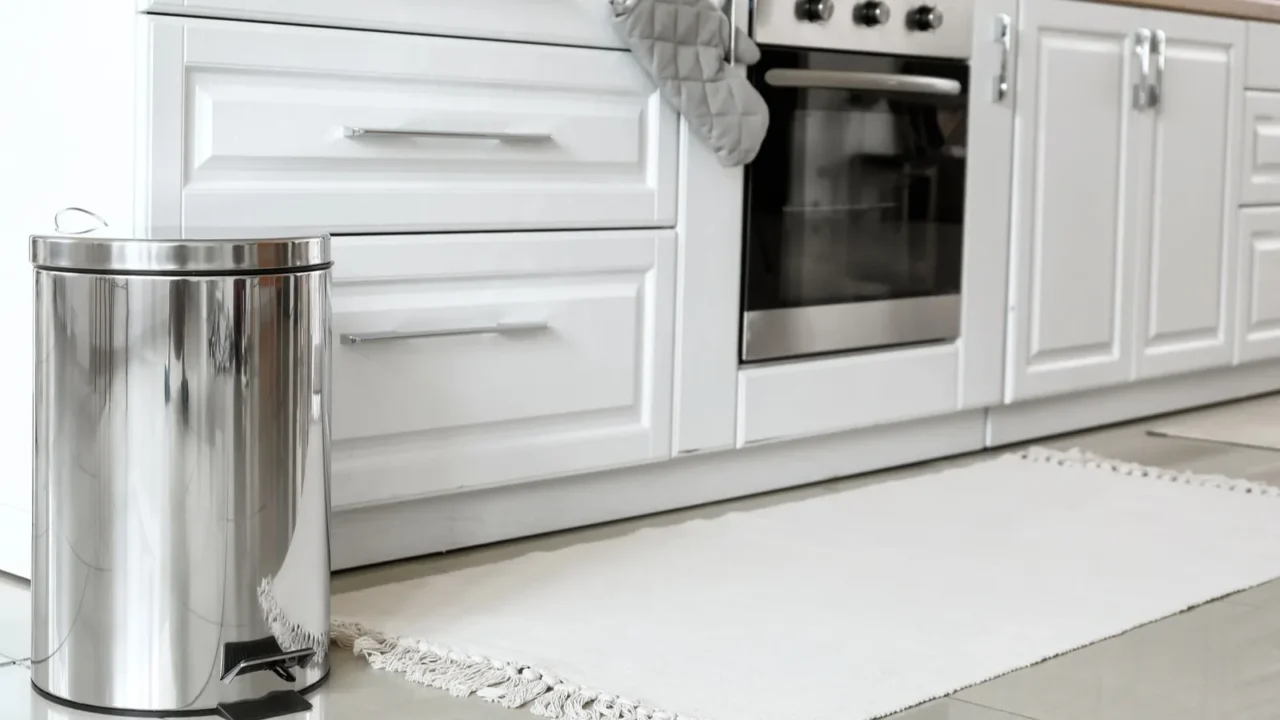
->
left=611, top=0, right=769, bottom=167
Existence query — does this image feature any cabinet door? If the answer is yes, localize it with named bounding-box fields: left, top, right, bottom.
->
left=1133, top=14, right=1244, bottom=379
left=959, top=0, right=1018, bottom=409
left=1237, top=208, right=1280, bottom=362
left=1006, top=0, right=1147, bottom=401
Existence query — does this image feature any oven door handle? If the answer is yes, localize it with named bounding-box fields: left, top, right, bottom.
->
left=763, top=68, right=963, bottom=96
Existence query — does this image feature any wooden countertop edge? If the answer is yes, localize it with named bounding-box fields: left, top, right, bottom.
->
left=1088, top=0, right=1280, bottom=22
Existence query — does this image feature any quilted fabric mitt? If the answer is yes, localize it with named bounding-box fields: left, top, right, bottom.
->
left=612, top=0, right=770, bottom=167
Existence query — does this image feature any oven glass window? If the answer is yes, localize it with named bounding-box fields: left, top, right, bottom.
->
left=744, top=49, right=969, bottom=323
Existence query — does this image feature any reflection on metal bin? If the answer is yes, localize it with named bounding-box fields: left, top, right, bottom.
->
left=29, top=230, right=332, bottom=719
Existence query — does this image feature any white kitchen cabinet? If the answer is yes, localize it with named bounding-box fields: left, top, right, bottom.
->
left=1133, top=15, right=1243, bottom=379
left=1236, top=207, right=1280, bottom=362
left=1006, top=0, right=1244, bottom=400
left=329, top=230, right=676, bottom=509
left=1006, top=0, right=1146, bottom=401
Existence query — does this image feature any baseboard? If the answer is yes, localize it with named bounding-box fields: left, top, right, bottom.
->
left=331, top=410, right=988, bottom=570
left=986, top=360, right=1280, bottom=447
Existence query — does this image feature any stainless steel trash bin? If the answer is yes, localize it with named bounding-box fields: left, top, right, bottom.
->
left=29, top=233, right=333, bottom=719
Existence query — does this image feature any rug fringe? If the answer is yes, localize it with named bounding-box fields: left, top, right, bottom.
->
left=1015, top=446, right=1280, bottom=497
left=258, top=577, right=330, bottom=663
left=331, top=620, right=699, bottom=720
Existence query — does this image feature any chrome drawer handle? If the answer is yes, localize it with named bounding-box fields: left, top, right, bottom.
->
left=340, top=320, right=550, bottom=345
left=342, top=126, right=553, bottom=142
left=1133, top=29, right=1153, bottom=110
left=993, top=13, right=1012, bottom=103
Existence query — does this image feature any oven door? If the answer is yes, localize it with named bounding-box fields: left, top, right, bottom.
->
left=742, top=48, right=969, bottom=363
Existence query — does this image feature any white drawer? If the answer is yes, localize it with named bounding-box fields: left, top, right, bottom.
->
left=736, top=344, right=960, bottom=446
left=1236, top=207, right=1280, bottom=362
left=329, top=230, right=676, bottom=508
left=1248, top=22, right=1280, bottom=89
left=1242, top=91, right=1280, bottom=205
left=143, top=18, right=677, bottom=235
left=141, top=0, right=623, bottom=49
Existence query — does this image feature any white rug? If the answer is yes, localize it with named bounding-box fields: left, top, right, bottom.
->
left=1149, top=395, right=1280, bottom=451
left=331, top=448, right=1280, bottom=720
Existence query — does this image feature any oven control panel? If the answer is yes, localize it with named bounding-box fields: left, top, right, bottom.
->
left=755, top=0, right=974, bottom=60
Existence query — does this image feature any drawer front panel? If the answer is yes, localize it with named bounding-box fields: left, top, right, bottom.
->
left=1242, top=91, right=1280, bottom=205
left=1237, top=207, right=1280, bottom=362
left=330, top=230, right=675, bottom=507
left=145, top=19, right=677, bottom=234
left=142, top=0, right=623, bottom=49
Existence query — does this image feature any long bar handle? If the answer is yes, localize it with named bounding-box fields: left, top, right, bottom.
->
left=764, top=68, right=963, bottom=96
left=340, top=320, right=550, bottom=345
left=1133, top=29, right=1153, bottom=110
left=343, top=126, right=553, bottom=142
left=721, top=0, right=742, bottom=65
left=1150, top=29, right=1166, bottom=110
left=994, top=13, right=1012, bottom=103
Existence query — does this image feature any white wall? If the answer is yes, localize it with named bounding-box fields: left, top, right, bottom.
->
left=0, top=1, right=138, bottom=578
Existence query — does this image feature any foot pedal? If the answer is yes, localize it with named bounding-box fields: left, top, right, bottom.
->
left=221, top=637, right=317, bottom=683
left=215, top=690, right=312, bottom=720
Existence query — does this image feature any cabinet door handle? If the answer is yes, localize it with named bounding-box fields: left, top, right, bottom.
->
left=1150, top=29, right=1166, bottom=110
left=725, top=0, right=739, bottom=66
left=1133, top=28, right=1153, bottom=110
left=342, top=126, right=553, bottom=142
left=993, top=13, right=1013, bottom=103
left=340, top=320, right=550, bottom=345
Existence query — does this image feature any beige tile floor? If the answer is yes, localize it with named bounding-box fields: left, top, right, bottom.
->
left=4, top=393, right=1280, bottom=719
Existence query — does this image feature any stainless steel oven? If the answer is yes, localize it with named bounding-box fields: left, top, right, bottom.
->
left=741, top=0, right=974, bottom=363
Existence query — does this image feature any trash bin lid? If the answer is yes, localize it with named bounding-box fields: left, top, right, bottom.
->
left=30, top=230, right=331, bottom=276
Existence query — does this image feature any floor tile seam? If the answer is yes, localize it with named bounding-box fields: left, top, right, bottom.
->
left=950, top=695, right=1044, bottom=720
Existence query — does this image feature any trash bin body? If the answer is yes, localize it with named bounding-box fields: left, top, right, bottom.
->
left=29, top=234, right=332, bottom=715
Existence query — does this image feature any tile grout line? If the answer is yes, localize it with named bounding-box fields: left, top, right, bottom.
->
left=950, top=695, right=1044, bottom=720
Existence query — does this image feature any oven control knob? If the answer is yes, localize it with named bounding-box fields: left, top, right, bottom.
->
left=908, top=5, right=944, bottom=31
left=797, top=0, right=836, bottom=22
left=854, top=1, right=891, bottom=26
